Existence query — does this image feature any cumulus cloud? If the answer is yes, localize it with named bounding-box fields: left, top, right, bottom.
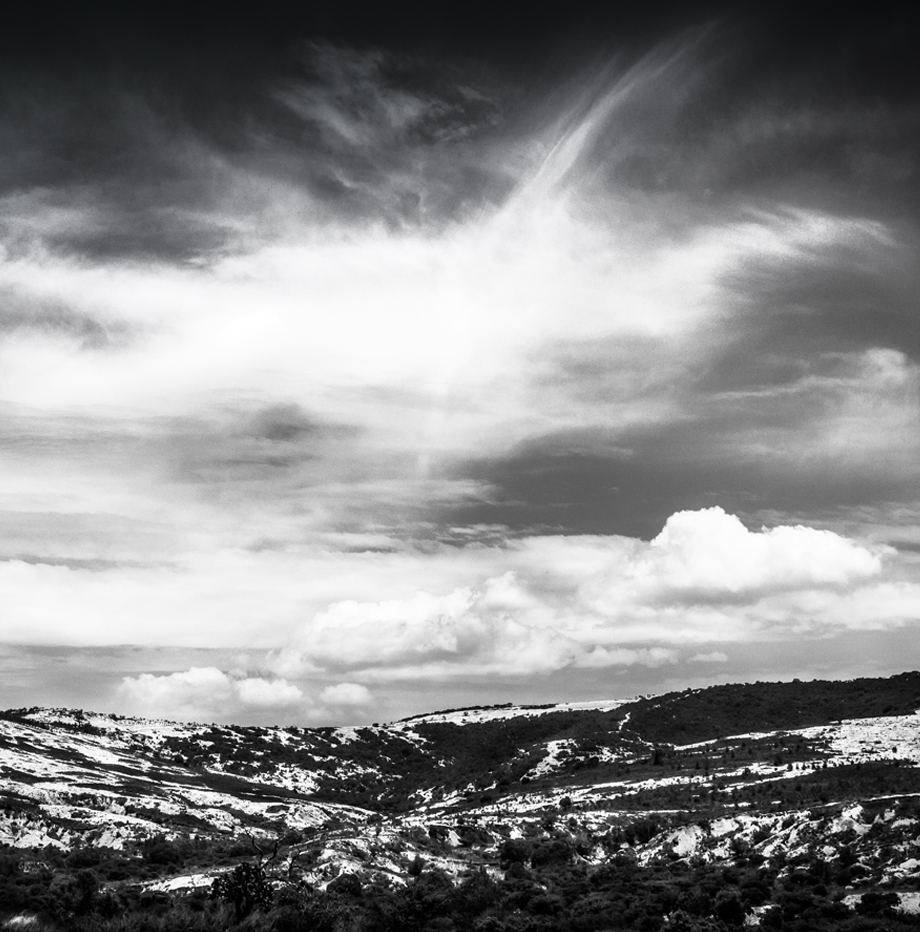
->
left=116, top=667, right=305, bottom=723
left=114, top=666, right=383, bottom=725
left=0, top=507, right=906, bottom=674
left=643, top=507, right=884, bottom=596
left=92, top=506, right=917, bottom=723
left=270, top=507, right=905, bottom=680
left=297, top=583, right=582, bottom=677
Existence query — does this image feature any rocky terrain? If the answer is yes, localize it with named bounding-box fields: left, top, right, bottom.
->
left=1, top=672, right=919, bottom=930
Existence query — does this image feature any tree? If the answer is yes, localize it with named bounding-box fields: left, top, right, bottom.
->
left=530, top=838, right=574, bottom=869
left=456, top=868, right=500, bottom=918
left=48, top=868, right=100, bottom=919
left=713, top=888, right=745, bottom=926
left=210, top=861, right=274, bottom=921
left=498, top=838, right=532, bottom=868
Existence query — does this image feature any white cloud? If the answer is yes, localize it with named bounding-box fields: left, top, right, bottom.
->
left=644, top=506, right=884, bottom=595
left=2, top=40, right=918, bottom=721
left=269, top=507, right=909, bottom=679
left=577, top=646, right=678, bottom=668
left=297, top=584, right=581, bottom=677
left=116, top=667, right=305, bottom=723
left=1, top=64, right=909, bottom=693
left=0, top=508, right=907, bottom=677
left=235, top=676, right=304, bottom=709
left=815, top=348, right=920, bottom=470
left=320, top=683, right=372, bottom=706
left=689, top=651, right=729, bottom=663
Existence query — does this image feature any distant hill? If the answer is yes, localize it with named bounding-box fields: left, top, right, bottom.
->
left=621, top=670, right=920, bottom=745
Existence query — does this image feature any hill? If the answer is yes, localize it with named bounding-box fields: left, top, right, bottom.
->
left=1, top=672, right=919, bottom=930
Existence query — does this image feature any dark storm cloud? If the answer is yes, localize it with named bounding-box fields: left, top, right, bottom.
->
left=443, top=442, right=749, bottom=540
left=39, top=207, right=232, bottom=266
left=475, top=317, right=920, bottom=530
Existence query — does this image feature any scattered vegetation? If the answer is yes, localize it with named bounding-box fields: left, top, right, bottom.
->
left=3, top=818, right=920, bottom=932
left=1, top=673, right=918, bottom=930
left=625, top=672, right=920, bottom=746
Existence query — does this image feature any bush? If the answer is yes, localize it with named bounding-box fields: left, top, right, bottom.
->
left=530, top=838, right=574, bottom=869
left=65, top=847, right=105, bottom=869
left=456, top=869, right=501, bottom=917
left=499, top=839, right=532, bottom=867
left=326, top=872, right=362, bottom=897
left=210, top=862, right=274, bottom=922
left=713, top=888, right=745, bottom=926
left=47, top=868, right=101, bottom=919
left=142, top=840, right=184, bottom=867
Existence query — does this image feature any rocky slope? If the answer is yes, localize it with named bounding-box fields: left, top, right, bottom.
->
left=1, top=672, right=919, bottom=921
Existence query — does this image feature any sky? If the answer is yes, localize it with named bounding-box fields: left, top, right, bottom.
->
left=1, top=4, right=919, bottom=725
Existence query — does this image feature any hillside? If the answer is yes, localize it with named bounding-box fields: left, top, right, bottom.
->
left=1, top=672, right=919, bottom=930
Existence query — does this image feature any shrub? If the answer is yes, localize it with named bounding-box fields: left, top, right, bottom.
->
left=530, top=838, right=574, bottom=869
left=499, top=839, right=532, bottom=867
left=210, top=862, right=274, bottom=922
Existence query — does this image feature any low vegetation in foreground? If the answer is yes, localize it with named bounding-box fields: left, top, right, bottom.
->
left=2, top=814, right=920, bottom=932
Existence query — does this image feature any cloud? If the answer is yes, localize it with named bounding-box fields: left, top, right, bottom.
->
left=2, top=27, right=920, bottom=717
left=263, top=508, right=908, bottom=680
left=578, top=647, right=678, bottom=668
left=644, top=507, right=884, bottom=596
left=234, top=675, right=304, bottom=709
left=114, top=666, right=383, bottom=725
left=453, top=340, right=920, bottom=542
left=689, top=651, right=729, bottom=663
left=3, top=66, right=915, bottom=578
left=0, top=506, right=908, bottom=673
left=296, top=583, right=582, bottom=677
left=270, top=44, right=506, bottom=225
left=320, top=682, right=372, bottom=706
left=116, top=667, right=305, bottom=722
